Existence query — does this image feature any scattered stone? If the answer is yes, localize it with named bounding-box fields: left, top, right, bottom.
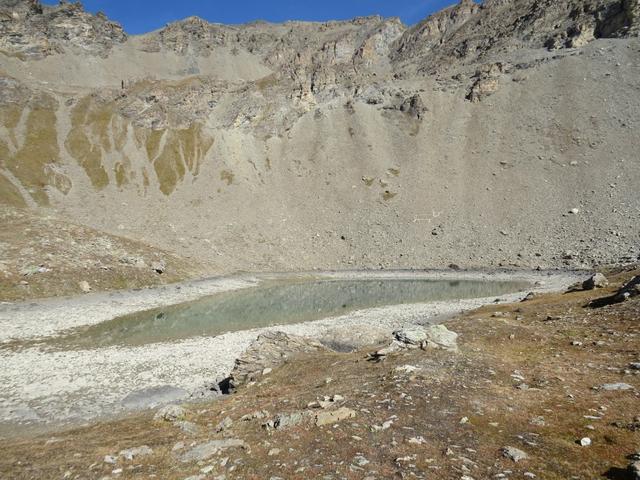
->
left=240, top=410, right=269, bottom=421
left=119, top=445, right=153, bottom=461
left=407, top=436, right=426, bottom=444
left=393, top=324, right=458, bottom=352
left=583, top=273, right=609, bottom=290
left=315, top=407, right=356, bottom=426
left=600, top=383, right=634, bottom=391
left=151, top=260, right=166, bottom=274
left=630, top=363, right=640, bottom=370
left=103, top=455, right=117, bottom=464
left=529, top=416, right=546, bottom=427
left=154, top=404, right=187, bottom=422
left=371, top=419, right=394, bottom=432
left=629, top=460, right=640, bottom=479
left=175, top=420, right=200, bottom=435
left=78, top=280, right=91, bottom=293
left=394, top=325, right=428, bottom=345
left=215, top=416, right=233, bottom=432
left=268, top=448, right=281, bottom=456
left=368, top=341, right=403, bottom=361
left=579, top=437, right=592, bottom=447
left=501, top=446, right=528, bottom=462
left=179, top=439, right=247, bottom=463
left=395, top=365, right=418, bottom=373
left=264, top=411, right=310, bottom=430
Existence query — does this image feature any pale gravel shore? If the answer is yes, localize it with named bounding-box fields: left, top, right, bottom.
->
left=0, top=270, right=585, bottom=432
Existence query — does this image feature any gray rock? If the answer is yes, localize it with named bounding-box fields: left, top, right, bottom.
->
left=122, top=385, right=189, bottom=410
left=422, top=324, right=459, bottom=352
left=630, top=460, right=640, bottom=480
left=215, top=416, right=233, bottom=432
left=583, top=273, right=609, bottom=290
left=78, top=280, right=91, bottom=293
left=179, top=439, right=247, bottom=463
left=394, top=324, right=458, bottom=352
left=154, top=404, right=187, bottom=422
left=394, top=325, right=428, bottom=345
left=264, top=411, right=311, bottom=430
left=315, top=407, right=356, bottom=426
left=119, top=445, right=153, bottom=461
left=151, top=260, right=166, bottom=274
left=630, top=363, right=640, bottom=370
left=353, top=455, right=370, bottom=466
left=501, top=446, right=528, bottom=462
left=600, top=383, right=634, bottom=391
left=175, top=420, right=200, bottom=435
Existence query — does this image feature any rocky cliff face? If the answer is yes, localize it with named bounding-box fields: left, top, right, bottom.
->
left=0, top=0, right=639, bottom=276
left=0, top=0, right=126, bottom=58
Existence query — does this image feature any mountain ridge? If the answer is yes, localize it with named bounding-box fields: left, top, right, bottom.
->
left=0, top=0, right=639, bottom=292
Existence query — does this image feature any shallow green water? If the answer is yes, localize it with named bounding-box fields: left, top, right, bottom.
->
left=54, top=278, right=529, bottom=349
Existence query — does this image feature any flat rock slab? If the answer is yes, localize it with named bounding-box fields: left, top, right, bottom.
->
left=600, top=383, right=634, bottom=391
left=179, top=439, right=247, bottom=463
left=315, top=407, right=356, bottom=426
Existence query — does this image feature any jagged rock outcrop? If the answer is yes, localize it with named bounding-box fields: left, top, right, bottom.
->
left=226, top=332, right=329, bottom=391
left=0, top=0, right=125, bottom=58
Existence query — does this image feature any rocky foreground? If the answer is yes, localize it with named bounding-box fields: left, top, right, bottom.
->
left=1, top=266, right=639, bottom=479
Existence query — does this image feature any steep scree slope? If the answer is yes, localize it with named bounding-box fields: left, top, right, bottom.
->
left=0, top=0, right=639, bottom=279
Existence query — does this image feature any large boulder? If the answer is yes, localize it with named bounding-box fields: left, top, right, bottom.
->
left=394, top=324, right=459, bottom=352
left=583, top=273, right=609, bottom=290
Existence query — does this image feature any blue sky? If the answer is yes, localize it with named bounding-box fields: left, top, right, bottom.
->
left=41, top=1, right=459, bottom=34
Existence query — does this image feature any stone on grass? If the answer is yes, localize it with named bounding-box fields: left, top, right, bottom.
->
left=501, top=446, right=528, bottom=462
left=394, top=325, right=428, bottom=345
left=583, top=273, right=608, bottom=290
left=215, top=416, right=233, bottom=432
left=393, top=324, right=458, bottom=352
left=600, top=383, right=634, bottom=391
left=579, top=437, right=592, bottom=447
left=175, top=420, right=200, bottom=435
left=154, top=404, right=187, bottom=422
left=315, top=407, right=356, bottom=426
left=179, top=439, right=247, bottom=463
left=422, top=324, right=459, bottom=352
left=119, top=445, right=153, bottom=461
